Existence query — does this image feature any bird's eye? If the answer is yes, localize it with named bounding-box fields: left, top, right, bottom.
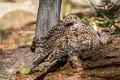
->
left=64, top=23, right=74, bottom=27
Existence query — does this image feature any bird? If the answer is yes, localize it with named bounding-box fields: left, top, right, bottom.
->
left=29, top=14, right=109, bottom=72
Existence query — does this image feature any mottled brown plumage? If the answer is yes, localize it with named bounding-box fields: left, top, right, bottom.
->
left=30, top=15, right=102, bottom=71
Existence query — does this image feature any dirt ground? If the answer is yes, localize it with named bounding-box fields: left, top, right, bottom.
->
left=0, top=1, right=120, bottom=80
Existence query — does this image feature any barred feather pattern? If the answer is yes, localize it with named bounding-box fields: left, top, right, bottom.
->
left=30, top=15, right=101, bottom=70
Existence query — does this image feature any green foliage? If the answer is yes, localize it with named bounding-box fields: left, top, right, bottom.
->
left=90, top=0, right=117, bottom=28
left=80, top=16, right=89, bottom=23
left=97, top=8, right=115, bottom=19
left=92, top=1, right=116, bottom=28
left=20, top=67, right=30, bottom=75
left=94, top=19, right=109, bottom=27
left=89, top=18, right=109, bottom=28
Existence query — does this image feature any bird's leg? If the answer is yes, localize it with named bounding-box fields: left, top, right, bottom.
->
left=67, top=46, right=83, bottom=72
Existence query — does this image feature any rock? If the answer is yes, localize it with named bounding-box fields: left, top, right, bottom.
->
left=0, top=0, right=38, bottom=3
left=70, top=0, right=120, bottom=7
left=0, top=1, right=38, bottom=18
left=0, top=10, right=36, bottom=29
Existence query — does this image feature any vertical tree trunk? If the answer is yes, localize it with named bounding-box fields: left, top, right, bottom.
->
left=35, top=0, right=62, bottom=37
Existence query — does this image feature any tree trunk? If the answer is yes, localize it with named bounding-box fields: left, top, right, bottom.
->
left=35, top=0, right=62, bottom=37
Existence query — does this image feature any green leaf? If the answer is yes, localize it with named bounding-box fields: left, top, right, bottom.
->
left=94, top=19, right=109, bottom=27
left=95, top=19, right=108, bottom=24
left=89, top=21, right=94, bottom=26
left=20, top=67, right=30, bottom=75
left=80, top=17, right=88, bottom=22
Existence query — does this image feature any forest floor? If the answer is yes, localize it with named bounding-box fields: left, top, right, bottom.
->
left=0, top=13, right=120, bottom=80
left=0, top=1, right=120, bottom=79
left=0, top=20, right=36, bottom=50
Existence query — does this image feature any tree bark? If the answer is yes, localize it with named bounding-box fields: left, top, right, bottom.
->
left=35, top=0, right=62, bottom=37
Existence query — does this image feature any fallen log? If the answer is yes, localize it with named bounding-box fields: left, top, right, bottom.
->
left=0, top=34, right=120, bottom=80
left=14, top=37, right=120, bottom=80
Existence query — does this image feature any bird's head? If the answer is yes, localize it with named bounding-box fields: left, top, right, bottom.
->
left=63, top=15, right=80, bottom=26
